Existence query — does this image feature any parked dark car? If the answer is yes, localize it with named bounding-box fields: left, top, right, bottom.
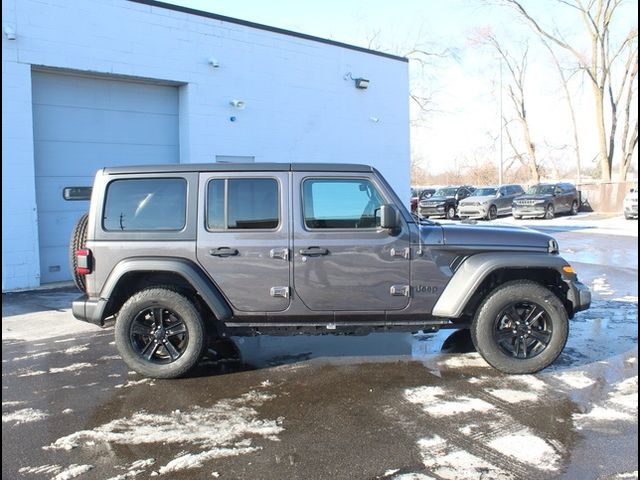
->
left=418, top=185, right=474, bottom=219
left=410, top=187, right=436, bottom=213
left=458, top=184, right=525, bottom=221
left=512, top=183, right=580, bottom=220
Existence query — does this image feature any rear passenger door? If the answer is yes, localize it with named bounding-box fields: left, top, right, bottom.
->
left=196, top=172, right=290, bottom=312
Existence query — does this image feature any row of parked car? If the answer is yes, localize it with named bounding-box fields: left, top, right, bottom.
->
left=410, top=182, right=581, bottom=221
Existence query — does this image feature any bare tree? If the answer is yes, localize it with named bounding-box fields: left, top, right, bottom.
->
left=502, top=0, right=638, bottom=181
left=478, top=31, right=542, bottom=182
left=539, top=38, right=583, bottom=183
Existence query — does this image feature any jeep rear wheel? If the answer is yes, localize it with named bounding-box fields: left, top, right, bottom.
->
left=69, top=213, right=89, bottom=292
left=471, top=281, right=568, bottom=374
left=115, top=288, right=206, bottom=379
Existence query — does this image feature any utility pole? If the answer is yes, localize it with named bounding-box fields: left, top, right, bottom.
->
left=499, top=57, right=504, bottom=186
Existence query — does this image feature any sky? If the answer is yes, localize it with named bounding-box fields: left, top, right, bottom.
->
left=161, top=0, right=638, bottom=180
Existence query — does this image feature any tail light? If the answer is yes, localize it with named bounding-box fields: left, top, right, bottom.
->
left=76, top=249, right=93, bottom=275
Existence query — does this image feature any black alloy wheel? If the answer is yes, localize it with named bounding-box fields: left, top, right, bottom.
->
left=130, top=307, right=188, bottom=363
left=493, top=301, right=552, bottom=359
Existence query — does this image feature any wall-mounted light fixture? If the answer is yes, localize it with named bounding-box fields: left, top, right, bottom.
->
left=344, top=72, right=370, bottom=90
left=369, top=117, right=380, bottom=123
left=229, top=99, right=246, bottom=110
left=4, top=25, right=16, bottom=40
left=208, top=57, right=220, bottom=68
left=354, top=78, right=370, bottom=89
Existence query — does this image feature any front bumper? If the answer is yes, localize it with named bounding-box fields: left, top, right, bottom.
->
left=565, top=279, right=591, bottom=316
left=419, top=205, right=446, bottom=217
left=513, top=205, right=546, bottom=217
left=458, top=205, right=488, bottom=219
left=624, top=204, right=638, bottom=217
left=72, top=295, right=108, bottom=327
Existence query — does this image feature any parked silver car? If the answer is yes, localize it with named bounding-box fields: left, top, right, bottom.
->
left=458, top=184, right=525, bottom=221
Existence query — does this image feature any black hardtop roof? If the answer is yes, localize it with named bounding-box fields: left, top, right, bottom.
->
left=103, top=163, right=374, bottom=175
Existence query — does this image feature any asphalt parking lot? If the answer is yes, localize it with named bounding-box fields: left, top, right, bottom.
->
left=2, top=215, right=638, bottom=480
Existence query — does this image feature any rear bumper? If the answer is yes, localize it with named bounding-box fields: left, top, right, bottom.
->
left=565, top=279, right=591, bottom=315
left=72, top=295, right=108, bottom=326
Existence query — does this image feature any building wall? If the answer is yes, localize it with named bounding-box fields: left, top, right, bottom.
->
left=1, top=0, right=410, bottom=290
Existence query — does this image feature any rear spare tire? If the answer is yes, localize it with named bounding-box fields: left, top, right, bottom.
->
left=69, top=213, right=89, bottom=292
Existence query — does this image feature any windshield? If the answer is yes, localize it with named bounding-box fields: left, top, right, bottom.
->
left=471, top=188, right=497, bottom=197
left=527, top=185, right=556, bottom=195
left=434, top=188, right=457, bottom=197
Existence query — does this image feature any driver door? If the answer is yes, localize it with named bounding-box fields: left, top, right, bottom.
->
left=292, top=172, right=411, bottom=312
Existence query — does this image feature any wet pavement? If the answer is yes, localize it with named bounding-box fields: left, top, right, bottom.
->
left=2, top=228, right=638, bottom=480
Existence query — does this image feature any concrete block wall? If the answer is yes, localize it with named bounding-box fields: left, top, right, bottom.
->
left=2, top=0, right=410, bottom=290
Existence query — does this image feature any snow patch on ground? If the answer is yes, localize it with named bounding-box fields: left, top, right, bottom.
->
left=18, top=464, right=63, bottom=475
left=51, top=464, right=94, bottom=480
left=591, top=275, right=615, bottom=296
left=488, top=430, right=561, bottom=471
left=613, top=296, right=639, bottom=303
left=438, top=353, right=489, bottom=369
left=49, top=363, right=96, bottom=374
left=114, top=379, right=150, bottom=389
left=485, top=388, right=540, bottom=403
left=553, top=370, right=597, bottom=389
left=2, top=407, right=49, bottom=425
left=128, top=459, right=156, bottom=470
left=62, top=408, right=74, bottom=414
left=45, top=390, right=284, bottom=474
left=392, top=474, right=436, bottom=480
left=12, top=351, right=51, bottom=361
left=2, top=400, right=26, bottom=407
left=417, top=435, right=514, bottom=480
left=573, top=376, right=637, bottom=429
left=405, top=386, right=495, bottom=417
left=16, top=369, right=47, bottom=377
left=509, top=375, right=548, bottom=391
left=63, top=344, right=90, bottom=354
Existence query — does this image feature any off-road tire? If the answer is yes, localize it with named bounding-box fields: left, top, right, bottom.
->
left=446, top=205, right=457, bottom=220
left=115, top=287, right=207, bottom=379
left=471, top=280, right=569, bottom=374
left=69, top=213, right=89, bottom=292
left=570, top=200, right=579, bottom=216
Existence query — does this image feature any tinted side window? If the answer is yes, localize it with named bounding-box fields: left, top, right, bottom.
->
left=103, top=178, right=187, bottom=231
left=207, top=178, right=279, bottom=230
left=303, top=178, right=384, bottom=229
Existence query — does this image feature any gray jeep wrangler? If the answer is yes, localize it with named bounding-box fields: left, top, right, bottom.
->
left=70, top=163, right=591, bottom=378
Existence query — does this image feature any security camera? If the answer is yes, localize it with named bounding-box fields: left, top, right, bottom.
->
left=208, top=57, right=220, bottom=68
left=229, top=100, right=246, bottom=110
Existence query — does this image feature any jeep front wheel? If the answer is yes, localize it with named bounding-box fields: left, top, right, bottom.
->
left=115, top=288, right=206, bottom=379
left=471, top=281, right=568, bottom=374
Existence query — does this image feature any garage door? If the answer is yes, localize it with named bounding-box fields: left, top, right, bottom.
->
left=32, top=71, right=179, bottom=283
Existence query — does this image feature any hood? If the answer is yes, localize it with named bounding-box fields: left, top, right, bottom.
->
left=515, top=194, right=552, bottom=202
left=460, top=195, right=495, bottom=205
left=418, top=223, right=554, bottom=252
left=420, top=195, right=454, bottom=204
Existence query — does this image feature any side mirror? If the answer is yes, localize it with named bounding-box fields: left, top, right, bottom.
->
left=379, top=204, right=400, bottom=229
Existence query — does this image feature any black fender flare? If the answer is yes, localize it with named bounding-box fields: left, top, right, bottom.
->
left=432, top=252, right=573, bottom=318
left=100, top=257, right=232, bottom=321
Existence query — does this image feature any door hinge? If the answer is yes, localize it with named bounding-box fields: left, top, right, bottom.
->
left=390, top=247, right=411, bottom=259
left=270, top=286, right=290, bottom=298
left=270, top=248, right=289, bottom=261
left=390, top=285, right=411, bottom=297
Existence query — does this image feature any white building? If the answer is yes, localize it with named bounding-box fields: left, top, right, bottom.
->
left=2, top=0, right=410, bottom=291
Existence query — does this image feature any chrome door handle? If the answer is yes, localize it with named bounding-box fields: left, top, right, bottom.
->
left=209, top=247, right=239, bottom=257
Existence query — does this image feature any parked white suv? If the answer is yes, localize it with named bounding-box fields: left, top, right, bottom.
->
left=624, top=187, right=638, bottom=220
